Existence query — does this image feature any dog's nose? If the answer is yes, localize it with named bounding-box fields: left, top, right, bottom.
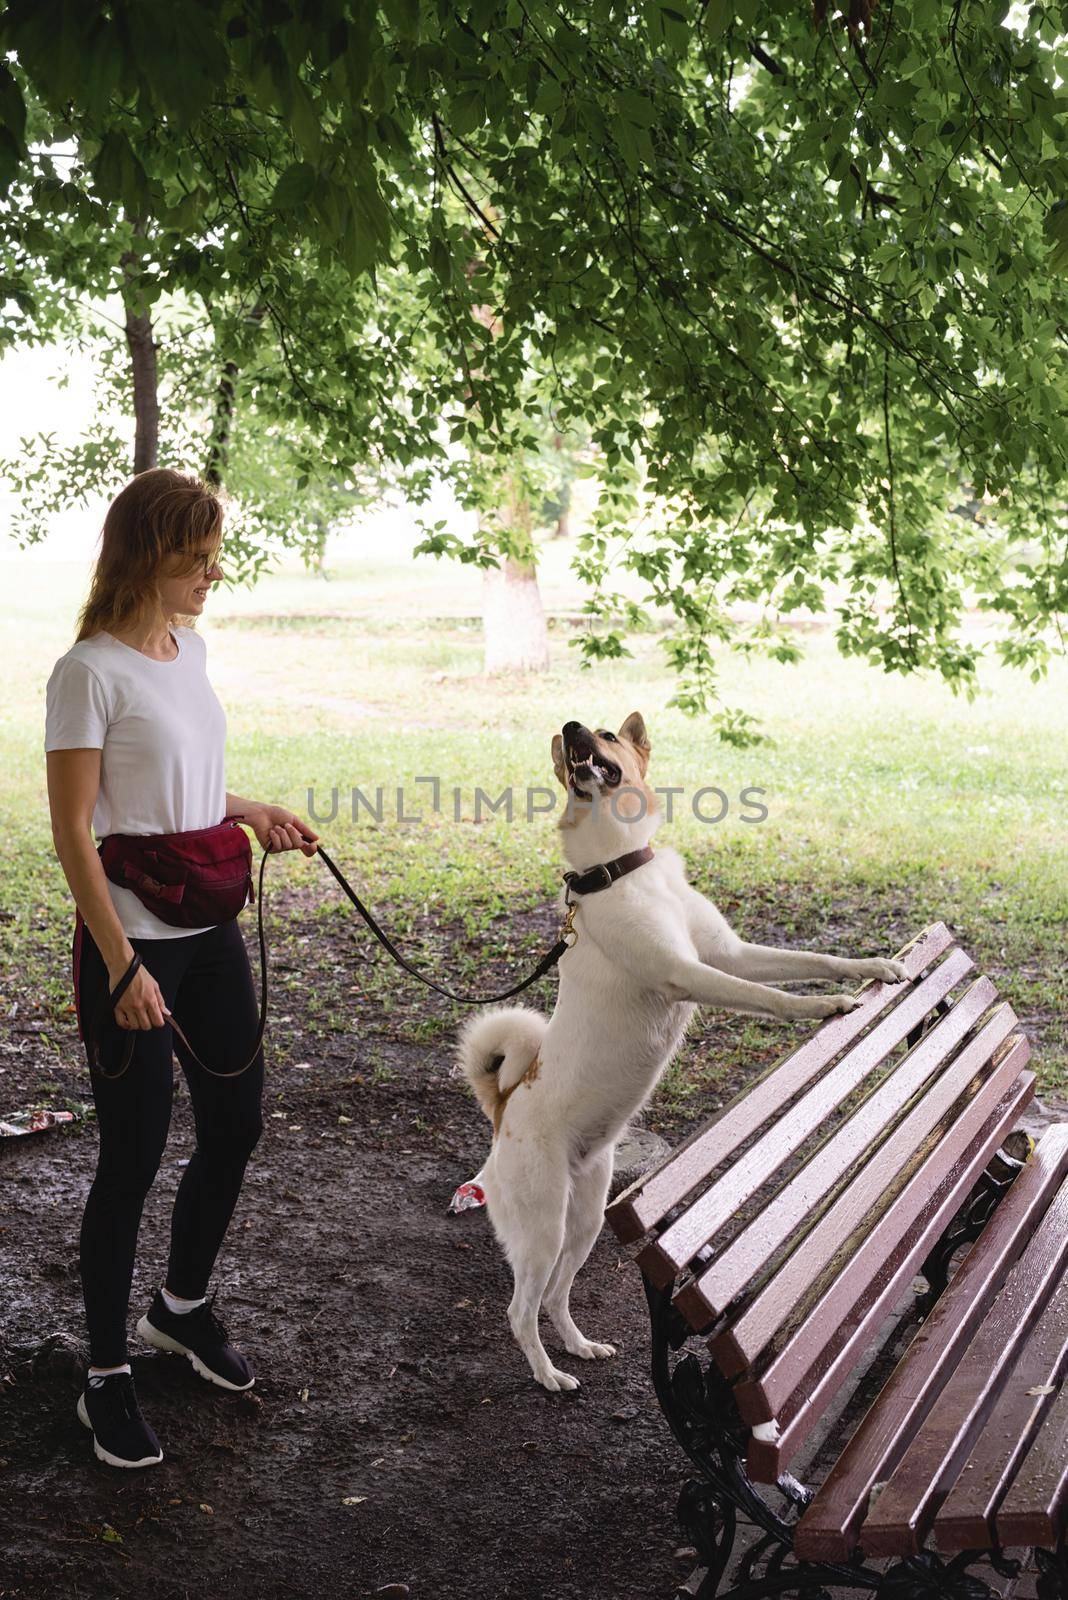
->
left=562, top=721, right=581, bottom=737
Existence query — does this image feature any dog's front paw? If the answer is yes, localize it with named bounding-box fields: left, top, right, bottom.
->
left=795, top=993, right=861, bottom=1020
left=820, top=993, right=862, bottom=1017
left=851, top=956, right=910, bottom=985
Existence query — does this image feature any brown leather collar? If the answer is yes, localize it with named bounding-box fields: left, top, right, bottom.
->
left=562, top=846, right=655, bottom=898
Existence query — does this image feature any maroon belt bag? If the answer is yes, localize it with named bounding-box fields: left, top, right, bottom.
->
left=98, top=818, right=254, bottom=929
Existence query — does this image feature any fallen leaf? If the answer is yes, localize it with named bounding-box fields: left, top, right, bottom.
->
left=338, top=1115, right=352, bottom=1125
left=1026, top=1384, right=1055, bottom=1396
left=341, top=1496, right=367, bottom=1506
left=288, top=1125, right=303, bottom=1132
left=299, top=1386, right=309, bottom=1402
left=101, top=1524, right=122, bottom=1544
left=199, top=1503, right=213, bottom=1515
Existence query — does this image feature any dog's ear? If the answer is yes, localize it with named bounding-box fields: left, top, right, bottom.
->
left=551, top=733, right=568, bottom=787
left=619, top=711, right=650, bottom=753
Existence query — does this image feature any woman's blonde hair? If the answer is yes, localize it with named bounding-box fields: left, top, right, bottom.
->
left=76, top=468, right=225, bottom=642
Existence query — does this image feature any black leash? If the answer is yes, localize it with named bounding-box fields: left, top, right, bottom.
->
left=90, top=843, right=575, bottom=1081
left=314, top=843, right=575, bottom=1003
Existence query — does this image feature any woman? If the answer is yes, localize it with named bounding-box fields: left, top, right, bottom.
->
left=45, top=468, right=318, bottom=1469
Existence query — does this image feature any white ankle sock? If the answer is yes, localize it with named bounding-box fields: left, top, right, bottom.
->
left=88, top=1363, right=132, bottom=1381
left=161, top=1286, right=206, bottom=1315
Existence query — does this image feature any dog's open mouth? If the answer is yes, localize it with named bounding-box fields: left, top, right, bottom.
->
left=563, top=729, right=622, bottom=801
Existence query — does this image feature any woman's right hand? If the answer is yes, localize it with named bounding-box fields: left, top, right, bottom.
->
left=108, top=961, right=169, bottom=1030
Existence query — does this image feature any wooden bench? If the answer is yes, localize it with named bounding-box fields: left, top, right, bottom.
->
left=606, top=922, right=1068, bottom=1600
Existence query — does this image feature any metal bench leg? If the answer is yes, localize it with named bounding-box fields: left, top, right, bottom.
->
left=640, top=1273, right=1041, bottom=1600
left=920, top=1138, right=1029, bottom=1304
left=643, top=1272, right=881, bottom=1599
left=1036, top=1547, right=1068, bottom=1600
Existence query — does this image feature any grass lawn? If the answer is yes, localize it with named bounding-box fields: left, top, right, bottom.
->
left=2, top=538, right=1066, bottom=1099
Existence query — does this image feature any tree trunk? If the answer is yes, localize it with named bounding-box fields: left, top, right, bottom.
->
left=481, top=474, right=550, bottom=672
left=204, top=358, right=238, bottom=490
left=121, top=226, right=159, bottom=475
left=204, top=301, right=267, bottom=489
left=467, top=253, right=550, bottom=675
left=482, top=554, right=551, bottom=673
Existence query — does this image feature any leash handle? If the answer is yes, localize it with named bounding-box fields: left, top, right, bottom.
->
left=108, top=952, right=142, bottom=1008
left=89, top=848, right=270, bottom=1083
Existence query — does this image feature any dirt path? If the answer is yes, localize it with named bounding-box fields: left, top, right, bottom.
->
left=1, top=913, right=697, bottom=1600
left=2, top=890, right=1062, bottom=1600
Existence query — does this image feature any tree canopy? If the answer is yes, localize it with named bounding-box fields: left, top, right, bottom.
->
left=1, top=0, right=1066, bottom=731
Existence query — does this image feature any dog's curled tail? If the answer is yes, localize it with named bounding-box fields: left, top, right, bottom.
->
left=457, top=1006, right=547, bottom=1124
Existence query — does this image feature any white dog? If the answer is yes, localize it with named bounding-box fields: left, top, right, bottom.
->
left=458, top=714, right=909, bottom=1392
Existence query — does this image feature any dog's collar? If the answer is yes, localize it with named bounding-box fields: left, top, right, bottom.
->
left=562, top=846, right=655, bottom=898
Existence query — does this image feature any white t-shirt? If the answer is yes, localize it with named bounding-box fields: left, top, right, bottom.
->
left=44, top=627, right=228, bottom=939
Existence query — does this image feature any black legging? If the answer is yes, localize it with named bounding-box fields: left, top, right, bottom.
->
left=74, top=918, right=264, bottom=1367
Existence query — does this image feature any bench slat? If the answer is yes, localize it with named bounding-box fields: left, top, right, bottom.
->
left=678, top=978, right=1002, bottom=1330
left=746, top=1055, right=1033, bottom=1482
left=794, top=1126, right=1068, bottom=1563
left=607, top=922, right=956, bottom=1246
left=716, top=1005, right=1018, bottom=1390
left=993, top=1374, right=1068, bottom=1548
left=934, top=1234, right=1068, bottom=1552
left=639, top=946, right=974, bottom=1288
left=859, top=1154, right=1068, bottom=1557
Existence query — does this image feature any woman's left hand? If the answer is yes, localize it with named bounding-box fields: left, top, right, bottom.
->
left=240, top=804, right=319, bottom=856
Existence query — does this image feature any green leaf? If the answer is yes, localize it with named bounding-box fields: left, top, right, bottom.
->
left=1044, top=200, right=1068, bottom=274
left=429, top=235, right=451, bottom=281
left=290, top=79, right=322, bottom=160
left=0, top=126, right=22, bottom=192
left=617, top=88, right=656, bottom=129
left=611, top=112, right=641, bottom=173
left=89, top=130, right=150, bottom=211
left=448, top=89, right=485, bottom=135
left=382, top=0, right=421, bottom=39
left=271, top=161, right=317, bottom=211
left=0, top=63, right=27, bottom=144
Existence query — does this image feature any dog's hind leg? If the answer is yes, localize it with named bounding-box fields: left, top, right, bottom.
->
left=543, top=1146, right=616, bottom=1362
left=489, top=1145, right=579, bottom=1392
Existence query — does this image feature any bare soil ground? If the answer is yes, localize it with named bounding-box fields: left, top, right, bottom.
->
left=1, top=888, right=1062, bottom=1600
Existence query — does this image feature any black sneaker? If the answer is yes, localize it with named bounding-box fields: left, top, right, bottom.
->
left=136, top=1290, right=254, bottom=1391
left=76, top=1371, right=163, bottom=1468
